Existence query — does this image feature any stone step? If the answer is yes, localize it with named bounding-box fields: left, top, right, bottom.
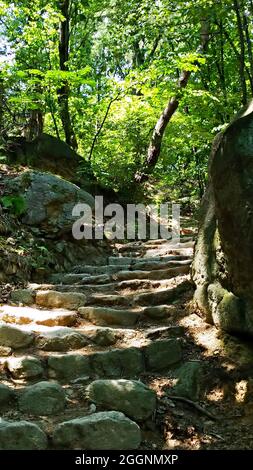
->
left=78, top=304, right=184, bottom=326
left=108, top=254, right=191, bottom=266
left=69, top=258, right=192, bottom=277
left=0, top=305, right=78, bottom=327
left=0, top=322, right=137, bottom=356
left=25, top=271, right=190, bottom=295
left=86, top=279, right=192, bottom=307
left=46, top=338, right=182, bottom=381
left=0, top=337, right=182, bottom=382
left=66, top=265, right=190, bottom=285
left=78, top=306, right=141, bottom=327
left=48, top=261, right=191, bottom=286
left=115, top=237, right=193, bottom=253
left=34, top=291, right=87, bottom=310
left=112, top=264, right=190, bottom=281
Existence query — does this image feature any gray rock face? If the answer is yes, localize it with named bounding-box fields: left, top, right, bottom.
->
left=78, top=306, right=140, bottom=327
left=171, top=361, right=203, bottom=401
left=19, top=381, right=66, bottom=416
left=35, top=328, right=87, bottom=351
left=0, top=323, right=35, bottom=349
left=192, top=102, right=253, bottom=335
left=86, top=379, right=156, bottom=421
left=0, top=384, right=14, bottom=405
left=48, top=354, right=91, bottom=381
left=89, top=327, right=121, bottom=346
left=91, top=348, right=143, bottom=378
left=6, top=356, right=44, bottom=379
left=0, top=420, right=47, bottom=449
left=7, top=133, right=82, bottom=181
left=144, top=339, right=182, bottom=371
left=5, top=170, right=94, bottom=235
left=36, top=291, right=86, bottom=309
left=11, top=289, right=35, bottom=305
left=52, top=411, right=141, bottom=449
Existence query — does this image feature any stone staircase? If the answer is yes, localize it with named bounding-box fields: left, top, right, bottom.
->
left=0, top=236, right=195, bottom=450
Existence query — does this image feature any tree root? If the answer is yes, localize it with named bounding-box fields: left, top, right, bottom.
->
left=166, top=395, right=218, bottom=421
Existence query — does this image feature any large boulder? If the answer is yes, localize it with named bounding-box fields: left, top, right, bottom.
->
left=7, top=133, right=89, bottom=182
left=0, top=420, right=47, bottom=449
left=52, top=411, right=141, bottom=450
left=19, top=381, right=66, bottom=416
left=5, top=170, right=94, bottom=235
left=86, top=379, right=156, bottom=421
left=192, top=101, right=253, bottom=335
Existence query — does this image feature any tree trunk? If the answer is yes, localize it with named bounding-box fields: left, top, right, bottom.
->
left=58, top=0, right=78, bottom=149
left=233, top=0, right=248, bottom=104
left=242, top=9, right=253, bottom=95
left=26, top=109, right=44, bottom=141
left=135, top=17, right=210, bottom=183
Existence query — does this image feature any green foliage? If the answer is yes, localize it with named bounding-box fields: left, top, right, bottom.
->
left=0, top=0, right=252, bottom=204
left=1, top=195, right=27, bottom=216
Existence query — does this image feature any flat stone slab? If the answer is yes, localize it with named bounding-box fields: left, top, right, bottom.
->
left=0, top=323, right=35, bottom=349
left=113, top=265, right=190, bottom=282
left=6, top=356, right=44, bottom=379
left=80, top=326, right=124, bottom=346
left=35, top=327, right=87, bottom=351
left=144, top=339, right=182, bottom=371
left=35, top=291, right=86, bottom=309
left=86, top=379, right=156, bottom=421
left=78, top=306, right=141, bottom=326
left=91, top=348, right=144, bottom=378
left=52, top=411, right=141, bottom=450
left=48, top=353, right=91, bottom=381
left=0, top=305, right=77, bottom=327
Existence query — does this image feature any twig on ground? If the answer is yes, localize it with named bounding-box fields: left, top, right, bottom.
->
left=166, top=394, right=218, bottom=421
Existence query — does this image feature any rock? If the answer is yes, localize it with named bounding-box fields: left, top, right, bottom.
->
left=0, top=305, right=77, bottom=327
left=145, top=326, right=185, bottom=340
left=91, top=348, right=143, bottom=378
left=192, top=103, right=253, bottom=335
left=78, top=306, right=140, bottom=326
left=0, top=346, right=12, bottom=356
left=170, top=361, right=203, bottom=401
left=86, top=379, right=156, bottom=421
left=143, top=305, right=176, bottom=319
left=88, top=328, right=121, bottom=346
left=19, top=381, right=66, bottom=416
left=0, top=420, right=47, bottom=449
left=36, top=291, right=86, bottom=309
left=144, top=339, right=182, bottom=371
left=6, top=356, right=44, bottom=379
left=134, top=281, right=192, bottom=306
left=7, top=133, right=84, bottom=181
left=52, top=411, right=141, bottom=449
left=0, top=384, right=14, bottom=405
left=35, top=328, right=87, bottom=351
left=5, top=170, right=94, bottom=235
left=48, top=354, right=91, bottom=381
left=11, top=289, right=35, bottom=305
left=0, top=323, right=35, bottom=349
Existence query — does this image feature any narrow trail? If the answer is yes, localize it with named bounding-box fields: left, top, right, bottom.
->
left=1, top=234, right=253, bottom=450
